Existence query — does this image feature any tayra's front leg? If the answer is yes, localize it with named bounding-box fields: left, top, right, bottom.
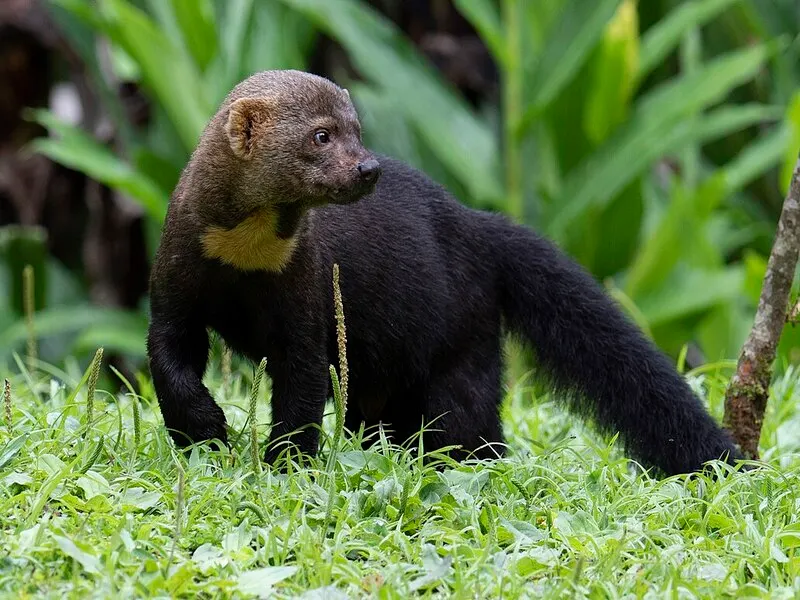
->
left=263, top=358, right=330, bottom=465
left=147, top=316, right=228, bottom=448
left=262, top=331, right=330, bottom=465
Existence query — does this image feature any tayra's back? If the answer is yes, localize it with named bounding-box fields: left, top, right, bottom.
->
left=308, top=155, right=505, bottom=377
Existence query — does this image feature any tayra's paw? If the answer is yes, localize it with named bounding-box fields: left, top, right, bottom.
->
left=263, top=437, right=318, bottom=472
left=166, top=402, right=228, bottom=450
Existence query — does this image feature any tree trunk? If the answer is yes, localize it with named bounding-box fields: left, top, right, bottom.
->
left=723, top=153, right=800, bottom=459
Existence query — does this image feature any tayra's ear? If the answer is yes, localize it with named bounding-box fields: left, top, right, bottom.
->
left=226, top=97, right=274, bottom=159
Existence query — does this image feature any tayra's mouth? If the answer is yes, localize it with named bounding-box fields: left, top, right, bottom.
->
left=328, top=180, right=378, bottom=204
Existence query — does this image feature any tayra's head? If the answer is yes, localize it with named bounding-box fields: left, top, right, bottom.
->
left=222, top=70, right=381, bottom=206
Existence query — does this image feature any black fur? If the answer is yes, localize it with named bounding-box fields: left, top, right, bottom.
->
left=147, top=155, right=742, bottom=476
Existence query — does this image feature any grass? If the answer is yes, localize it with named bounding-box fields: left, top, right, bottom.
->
left=1, top=352, right=800, bottom=599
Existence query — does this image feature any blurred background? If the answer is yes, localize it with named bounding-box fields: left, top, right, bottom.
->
left=1, top=0, right=800, bottom=384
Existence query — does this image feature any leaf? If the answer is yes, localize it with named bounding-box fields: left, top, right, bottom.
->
left=0, top=436, right=27, bottom=470
left=72, top=323, right=148, bottom=360
left=52, top=534, right=102, bottom=574
left=498, top=517, right=547, bottom=546
left=120, top=487, right=162, bottom=511
left=625, top=177, right=726, bottom=299
left=26, top=109, right=168, bottom=222
left=96, top=0, right=211, bottom=151
left=583, top=0, right=640, bottom=144
left=770, top=539, right=789, bottom=563
left=636, top=43, right=774, bottom=125
left=452, top=0, right=505, bottom=65
left=237, top=566, right=298, bottom=596
left=3, top=472, right=33, bottom=487
left=547, top=39, right=776, bottom=239
left=639, top=0, right=743, bottom=79
left=76, top=472, right=111, bottom=501
left=635, top=266, right=745, bottom=327
left=0, top=305, right=148, bottom=357
left=192, top=543, right=228, bottom=571
left=280, top=0, right=501, bottom=205
left=37, top=454, right=67, bottom=476
left=778, top=524, right=800, bottom=550
left=781, top=91, right=800, bottom=194
left=723, top=123, right=791, bottom=194
left=521, top=0, right=622, bottom=127
left=409, top=544, right=453, bottom=592
left=169, top=0, right=218, bottom=71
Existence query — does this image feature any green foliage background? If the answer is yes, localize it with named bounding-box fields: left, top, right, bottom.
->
left=2, top=0, right=800, bottom=374
left=3, top=3, right=800, bottom=597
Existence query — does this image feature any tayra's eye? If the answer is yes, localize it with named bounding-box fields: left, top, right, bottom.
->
left=313, top=130, right=330, bottom=145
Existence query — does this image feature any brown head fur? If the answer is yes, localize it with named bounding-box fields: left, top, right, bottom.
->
left=174, top=70, right=381, bottom=272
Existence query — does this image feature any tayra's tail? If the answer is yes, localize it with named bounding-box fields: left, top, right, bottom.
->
left=496, top=219, right=742, bottom=476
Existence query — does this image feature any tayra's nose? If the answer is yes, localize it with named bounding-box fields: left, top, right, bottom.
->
left=357, top=159, right=381, bottom=183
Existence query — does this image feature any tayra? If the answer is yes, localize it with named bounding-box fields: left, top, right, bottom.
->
left=147, top=69, right=742, bottom=476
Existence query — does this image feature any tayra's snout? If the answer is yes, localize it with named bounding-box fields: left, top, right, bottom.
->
left=357, top=159, right=381, bottom=184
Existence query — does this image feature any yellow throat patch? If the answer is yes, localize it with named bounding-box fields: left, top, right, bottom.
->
left=201, top=207, right=298, bottom=272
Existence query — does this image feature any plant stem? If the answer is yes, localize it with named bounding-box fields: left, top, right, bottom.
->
left=723, top=152, right=800, bottom=458
left=3, top=379, right=11, bottom=432
left=249, top=358, right=267, bottom=473
left=502, top=0, right=524, bottom=222
left=23, top=265, right=36, bottom=371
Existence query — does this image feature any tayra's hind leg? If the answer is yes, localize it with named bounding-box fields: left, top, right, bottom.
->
left=418, top=351, right=506, bottom=461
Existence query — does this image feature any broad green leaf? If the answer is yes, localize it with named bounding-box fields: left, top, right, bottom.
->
left=170, top=0, right=218, bottom=71
left=583, top=0, right=640, bottom=144
left=521, top=0, right=621, bottom=129
left=0, top=436, right=26, bottom=471
left=453, top=0, right=505, bottom=65
left=635, top=266, right=745, bottom=327
left=280, top=0, right=501, bottom=205
left=636, top=43, right=773, bottom=123
left=781, top=91, right=800, bottom=194
left=547, top=43, right=774, bottom=238
left=97, top=0, right=211, bottom=151
left=549, top=103, right=781, bottom=241
left=76, top=472, right=111, bottom=501
left=695, top=302, right=752, bottom=364
left=723, top=123, right=791, bottom=194
left=72, top=324, right=148, bottom=359
left=237, top=566, right=298, bottom=596
left=625, top=177, right=726, bottom=300
left=51, top=534, right=102, bottom=574
left=27, top=110, right=168, bottom=222
left=0, top=306, right=148, bottom=356
left=208, top=0, right=255, bottom=101
left=639, top=0, right=743, bottom=80
left=120, top=487, right=163, bottom=511
left=242, top=2, right=316, bottom=75
left=49, top=0, right=106, bottom=32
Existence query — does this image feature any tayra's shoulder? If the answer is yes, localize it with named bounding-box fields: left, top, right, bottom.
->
left=369, top=154, right=455, bottom=207
left=374, top=154, right=441, bottom=186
